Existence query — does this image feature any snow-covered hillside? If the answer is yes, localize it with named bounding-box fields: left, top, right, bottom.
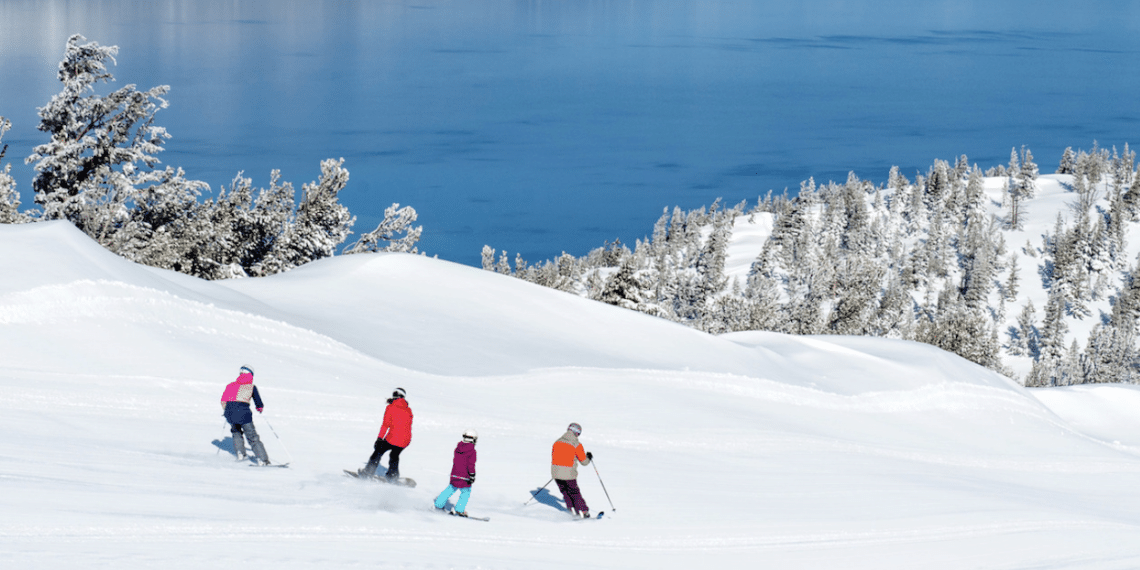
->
left=5, top=221, right=1140, bottom=569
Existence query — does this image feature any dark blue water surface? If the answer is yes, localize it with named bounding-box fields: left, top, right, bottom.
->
left=2, top=1, right=1139, bottom=266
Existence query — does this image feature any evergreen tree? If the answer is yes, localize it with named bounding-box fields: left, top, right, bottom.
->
left=1018, top=146, right=1038, bottom=198
left=599, top=259, right=645, bottom=312
left=0, top=117, right=31, bottom=224
left=827, top=255, right=883, bottom=335
left=481, top=245, right=495, bottom=270
left=1036, top=283, right=1070, bottom=380
left=112, top=166, right=209, bottom=272
left=1009, top=299, right=1039, bottom=358
left=1057, top=147, right=1077, bottom=174
left=344, top=203, right=422, bottom=254
left=27, top=35, right=176, bottom=237
left=1003, top=254, right=1020, bottom=301
left=696, top=219, right=731, bottom=300
left=1123, top=165, right=1140, bottom=221
left=496, top=251, right=512, bottom=275
left=916, top=285, right=999, bottom=369
left=743, top=271, right=783, bottom=331
left=873, top=272, right=915, bottom=339
left=261, top=158, right=354, bottom=274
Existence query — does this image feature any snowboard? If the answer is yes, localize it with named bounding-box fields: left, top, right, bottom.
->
left=343, top=469, right=417, bottom=488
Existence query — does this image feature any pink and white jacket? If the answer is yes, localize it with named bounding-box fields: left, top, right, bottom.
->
left=220, top=371, right=263, bottom=425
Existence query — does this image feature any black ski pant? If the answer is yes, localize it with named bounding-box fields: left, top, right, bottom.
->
left=364, top=438, right=404, bottom=478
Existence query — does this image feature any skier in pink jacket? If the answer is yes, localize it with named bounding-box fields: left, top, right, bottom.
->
left=220, top=365, right=270, bottom=465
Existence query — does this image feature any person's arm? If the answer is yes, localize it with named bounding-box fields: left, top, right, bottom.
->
left=576, top=444, right=591, bottom=466
left=378, top=404, right=393, bottom=439
left=252, top=385, right=264, bottom=413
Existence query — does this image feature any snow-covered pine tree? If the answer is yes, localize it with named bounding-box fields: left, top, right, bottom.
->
left=27, top=35, right=174, bottom=239
left=1018, top=146, right=1038, bottom=199
left=262, top=158, right=355, bottom=274
left=344, top=203, right=422, bottom=255
left=496, top=251, right=512, bottom=275
left=743, top=271, right=783, bottom=332
left=917, top=285, right=1000, bottom=369
left=872, top=272, right=915, bottom=339
left=1082, top=261, right=1140, bottom=383
left=1008, top=299, right=1039, bottom=358
left=1057, top=147, right=1077, bottom=175
left=599, top=258, right=645, bottom=312
left=481, top=245, right=495, bottom=270
left=112, top=166, right=209, bottom=272
left=1003, top=254, right=1020, bottom=302
left=962, top=168, right=986, bottom=228
left=925, top=159, right=952, bottom=212
left=0, top=117, right=31, bottom=224
left=1029, top=283, right=1071, bottom=386
left=827, top=254, right=884, bottom=336
left=695, top=218, right=730, bottom=301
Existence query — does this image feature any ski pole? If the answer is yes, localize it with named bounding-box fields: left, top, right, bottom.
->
left=524, top=478, right=554, bottom=506
left=260, top=414, right=295, bottom=464
left=217, top=420, right=227, bottom=455
left=592, top=460, right=616, bottom=512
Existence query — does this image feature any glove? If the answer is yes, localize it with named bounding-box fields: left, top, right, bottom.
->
left=586, top=451, right=593, bottom=460
left=257, top=407, right=264, bottom=413
left=467, top=474, right=476, bottom=484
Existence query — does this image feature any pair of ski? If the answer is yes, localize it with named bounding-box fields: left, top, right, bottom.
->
left=436, top=507, right=490, bottom=522
left=238, top=457, right=290, bottom=468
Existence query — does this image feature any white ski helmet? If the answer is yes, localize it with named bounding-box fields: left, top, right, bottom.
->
left=239, top=365, right=254, bottom=377
left=462, top=429, right=478, bottom=443
left=392, top=387, right=407, bottom=399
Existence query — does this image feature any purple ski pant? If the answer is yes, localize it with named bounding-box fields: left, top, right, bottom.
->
left=555, top=479, right=589, bottom=514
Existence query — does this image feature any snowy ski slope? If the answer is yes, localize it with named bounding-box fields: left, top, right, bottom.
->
left=4, top=221, right=1140, bottom=569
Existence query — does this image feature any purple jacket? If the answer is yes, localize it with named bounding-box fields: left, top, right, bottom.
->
left=449, top=441, right=477, bottom=488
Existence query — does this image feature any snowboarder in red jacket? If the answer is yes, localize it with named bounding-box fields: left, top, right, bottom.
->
left=360, top=387, right=413, bottom=479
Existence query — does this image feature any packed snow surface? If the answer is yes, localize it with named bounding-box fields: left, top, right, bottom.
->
left=4, top=221, right=1140, bottom=569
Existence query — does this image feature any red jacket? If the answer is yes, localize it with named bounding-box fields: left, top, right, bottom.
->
left=377, top=398, right=413, bottom=447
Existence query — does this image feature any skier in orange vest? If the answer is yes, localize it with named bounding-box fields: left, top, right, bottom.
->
left=551, top=422, right=592, bottom=518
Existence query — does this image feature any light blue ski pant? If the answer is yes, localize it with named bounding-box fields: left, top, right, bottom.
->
left=434, top=485, right=472, bottom=513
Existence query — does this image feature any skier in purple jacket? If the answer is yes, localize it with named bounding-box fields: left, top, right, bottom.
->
left=434, top=429, right=478, bottom=516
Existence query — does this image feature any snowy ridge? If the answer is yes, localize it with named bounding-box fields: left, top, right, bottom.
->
left=0, top=280, right=359, bottom=359
left=5, top=221, right=1140, bottom=568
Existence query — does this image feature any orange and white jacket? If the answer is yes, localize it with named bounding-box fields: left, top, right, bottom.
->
left=551, top=430, right=590, bottom=480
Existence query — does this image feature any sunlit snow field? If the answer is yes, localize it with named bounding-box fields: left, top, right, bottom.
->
left=4, top=221, right=1140, bottom=569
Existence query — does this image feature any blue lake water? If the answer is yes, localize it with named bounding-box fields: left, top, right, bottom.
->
left=2, top=1, right=1139, bottom=266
